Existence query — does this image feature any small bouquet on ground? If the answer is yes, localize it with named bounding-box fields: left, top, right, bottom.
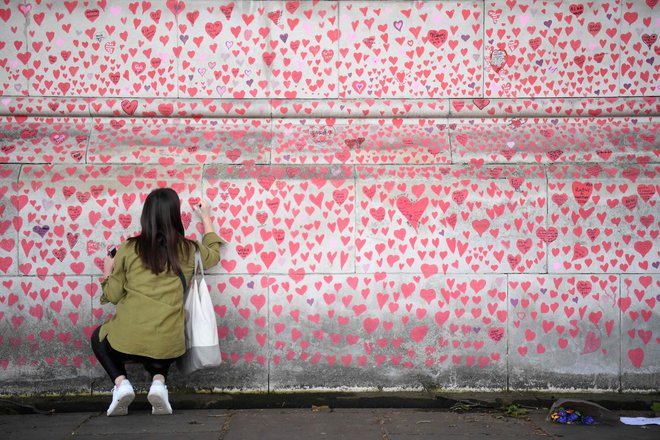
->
left=550, top=407, right=595, bottom=425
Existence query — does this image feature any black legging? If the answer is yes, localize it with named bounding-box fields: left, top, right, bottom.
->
left=90, top=326, right=177, bottom=385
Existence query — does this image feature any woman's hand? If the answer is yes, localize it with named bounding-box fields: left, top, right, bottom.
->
left=192, top=198, right=215, bottom=234
left=103, top=255, right=115, bottom=278
left=193, top=198, right=212, bottom=220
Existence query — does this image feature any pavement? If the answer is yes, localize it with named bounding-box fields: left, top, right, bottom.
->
left=1, top=393, right=659, bottom=439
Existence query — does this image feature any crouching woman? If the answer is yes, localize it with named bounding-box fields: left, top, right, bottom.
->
left=90, top=188, right=222, bottom=416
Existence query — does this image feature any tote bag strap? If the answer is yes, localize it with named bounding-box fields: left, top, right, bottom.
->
left=194, top=250, right=204, bottom=277
left=178, top=249, right=202, bottom=295
left=177, top=270, right=187, bottom=294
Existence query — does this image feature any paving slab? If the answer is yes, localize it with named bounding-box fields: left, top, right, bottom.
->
left=0, top=412, right=93, bottom=440
left=382, top=409, right=546, bottom=440
left=223, top=408, right=385, bottom=440
left=72, top=409, right=227, bottom=437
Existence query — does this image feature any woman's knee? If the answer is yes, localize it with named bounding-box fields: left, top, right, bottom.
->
left=90, top=326, right=102, bottom=350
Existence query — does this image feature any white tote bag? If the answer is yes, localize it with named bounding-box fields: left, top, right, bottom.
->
left=178, top=251, right=222, bottom=374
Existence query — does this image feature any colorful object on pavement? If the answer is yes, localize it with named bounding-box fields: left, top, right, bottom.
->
left=550, top=407, right=595, bottom=425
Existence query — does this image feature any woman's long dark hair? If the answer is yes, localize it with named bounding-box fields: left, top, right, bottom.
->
left=127, top=188, right=197, bottom=274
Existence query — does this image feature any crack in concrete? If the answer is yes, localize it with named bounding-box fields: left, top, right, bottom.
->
left=63, top=411, right=102, bottom=440
left=217, top=410, right=234, bottom=440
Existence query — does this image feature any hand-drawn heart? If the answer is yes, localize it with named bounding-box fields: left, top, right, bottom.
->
left=396, top=196, right=428, bottom=231
left=571, top=182, right=593, bottom=206
left=582, top=330, right=601, bottom=354
left=121, top=100, right=138, bottom=116
left=427, top=30, right=448, bottom=48
left=642, top=34, right=657, bottom=49
left=628, top=347, right=644, bottom=368
left=490, top=49, right=507, bottom=73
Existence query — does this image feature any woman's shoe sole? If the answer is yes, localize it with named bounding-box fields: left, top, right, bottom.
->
left=107, top=393, right=134, bottom=416
left=148, top=393, right=172, bottom=415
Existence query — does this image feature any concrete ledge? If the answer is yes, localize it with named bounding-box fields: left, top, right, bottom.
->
left=1, top=391, right=659, bottom=415
left=0, top=97, right=658, bottom=118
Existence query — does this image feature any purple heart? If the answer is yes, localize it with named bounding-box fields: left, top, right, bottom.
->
left=307, top=298, right=314, bottom=305
left=544, top=20, right=552, bottom=27
left=33, top=225, right=50, bottom=238
left=461, top=34, right=470, bottom=41
left=393, top=20, right=403, bottom=31
left=179, top=35, right=189, bottom=44
left=247, top=281, right=254, bottom=289
left=279, top=33, right=288, bottom=43
left=510, top=299, right=519, bottom=306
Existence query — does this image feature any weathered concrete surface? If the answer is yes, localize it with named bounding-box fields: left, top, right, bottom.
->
left=1, top=0, right=659, bottom=396
left=1, top=408, right=659, bottom=440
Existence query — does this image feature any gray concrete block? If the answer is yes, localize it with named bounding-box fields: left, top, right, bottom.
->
left=268, top=274, right=507, bottom=391
left=204, top=165, right=356, bottom=275
left=88, top=118, right=271, bottom=165
left=168, top=275, right=269, bottom=391
left=0, top=164, right=20, bottom=276
left=176, top=1, right=339, bottom=99
left=0, top=276, right=94, bottom=390
left=339, top=2, right=484, bottom=98
left=547, top=164, right=659, bottom=274
left=508, top=275, right=621, bottom=391
left=271, top=118, right=452, bottom=165
left=450, top=117, right=659, bottom=164
left=26, top=2, right=178, bottom=97
left=18, top=164, right=205, bottom=276
left=484, top=1, right=620, bottom=98
left=620, top=274, right=660, bottom=391
left=356, top=164, right=547, bottom=274
left=0, top=117, right=89, bottom=163
left=0, top=5, right=28, bottom=97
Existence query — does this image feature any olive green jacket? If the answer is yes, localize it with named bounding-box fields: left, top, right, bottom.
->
left=98, top=232, right=223, bottom=359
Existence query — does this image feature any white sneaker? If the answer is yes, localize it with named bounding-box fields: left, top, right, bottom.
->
left=147, top=380, right=172, bottom=415
left=106, top=380, right=135, bottom=416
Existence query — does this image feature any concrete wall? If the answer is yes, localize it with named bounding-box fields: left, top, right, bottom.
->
left=0, top=0, right=658, bottom=395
